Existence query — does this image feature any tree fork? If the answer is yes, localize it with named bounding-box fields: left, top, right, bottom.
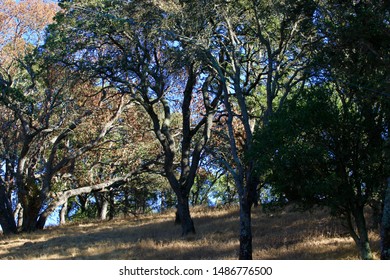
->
left=352, top=207, right=374, bottom=260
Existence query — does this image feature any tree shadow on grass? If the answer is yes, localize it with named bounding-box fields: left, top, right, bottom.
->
left=0, top=206, right=380, bottom=260
left=0, top=211, right=241, bottom=260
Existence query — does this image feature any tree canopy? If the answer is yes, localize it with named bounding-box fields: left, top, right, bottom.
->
left=1, top=0, right=389, bottom=260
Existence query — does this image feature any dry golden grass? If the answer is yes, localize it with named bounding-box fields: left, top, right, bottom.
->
left=0, top=205, right=380, bottom=260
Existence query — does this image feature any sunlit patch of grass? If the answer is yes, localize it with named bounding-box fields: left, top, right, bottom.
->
left=0, top=205, right=380, bottom=259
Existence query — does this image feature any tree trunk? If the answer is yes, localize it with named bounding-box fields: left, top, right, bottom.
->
left=60, top=201, right=68, bottom=225
left=123, top=188, right=130, bottom=217
left=36, top=213, right=48, bottom=230
left=109, top=190, right=115, bottom=220
left=160, top=191, right=166, bottom=213
left=21, top=201, right=42, bottom=232
left=239, top=198, right=253, bottom=260
left=354, top=207, right=373, bottom=260
left=0, top=213, right=17, bottom=235
left=0, top=185, right=17, bottom=234
left=16, top=204, right=24, bottom=229
left=381, top=178, right=390, bottom=260
left=176, top=196, right=195, bottom=236
left=21, top=206, right=40, bottom=232
left=20, top=192, right=42, bottom=232
left=38, top=178, right=128, bottom=228
left=100, top=198, right=109, bottom=220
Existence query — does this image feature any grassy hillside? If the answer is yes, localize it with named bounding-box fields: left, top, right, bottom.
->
left=0, top=206, right=380, bottom=260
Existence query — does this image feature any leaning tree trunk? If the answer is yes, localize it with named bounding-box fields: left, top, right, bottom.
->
left=350, top=207, right=373, bottom=260
left=38, top=178, right=128, bottom=229
left=176, top=195, right=195, bottom=236
left=357, top=228, right=373, bottom=260
left=381, top=178, right=390, bottom=260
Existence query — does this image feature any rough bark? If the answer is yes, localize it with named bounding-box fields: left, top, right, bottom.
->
left=239, top=199, right=252, bottom=260
left=381, top=178, right=390, bottom=260
left=20, top=180, right=44, bottom=232
left=21, top=203, right=41, bottom=232
left=176, top=195, right=195, bottom=235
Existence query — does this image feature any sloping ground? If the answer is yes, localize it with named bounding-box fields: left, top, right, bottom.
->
left=0, top=206, right=380, bottom=260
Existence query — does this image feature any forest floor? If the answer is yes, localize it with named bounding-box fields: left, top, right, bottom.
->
left=0, top=205, right=381, bottom=260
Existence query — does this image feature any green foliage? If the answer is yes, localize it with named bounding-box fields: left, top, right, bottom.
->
left=122, top=174, right=165, bottom=214
left=313, top=0, right=390, bottom=112
left=5, top=0, right=384, bottom=257
left=69, top=202, right=99, bottom=222
left=211, top=173, right=239, bottom=206
left=252, top=85, right=388, bottom=214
